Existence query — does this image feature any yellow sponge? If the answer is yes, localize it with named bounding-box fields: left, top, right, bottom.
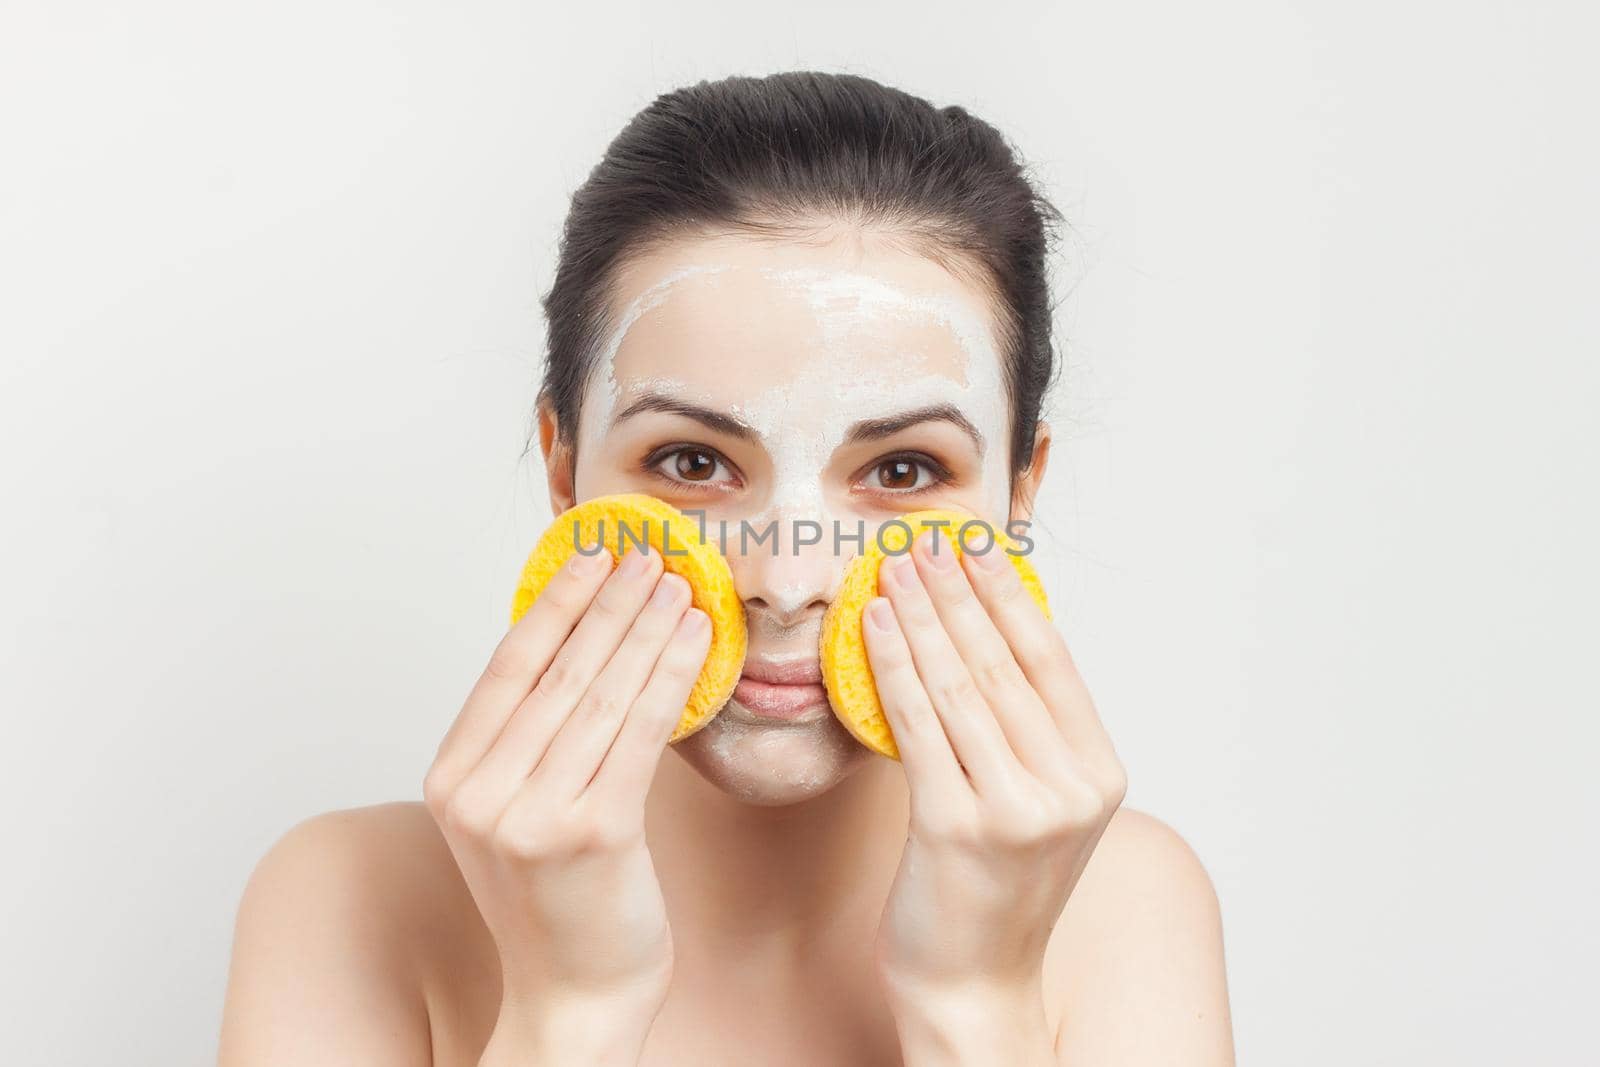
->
left=510, top=493, right=747, bottom=742
left=820, top=509, right=1051, bottom=760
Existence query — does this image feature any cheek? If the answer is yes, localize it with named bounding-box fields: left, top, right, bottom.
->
left=980, top=455, right=1013, bottom=519
left=567, top=437, right=644, bottom=501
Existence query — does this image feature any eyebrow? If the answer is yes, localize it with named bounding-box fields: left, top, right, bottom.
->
left=843, top=402, right=986, bottom=455
left=613, top=389, right=985, bottom=455
left=613, top=391, right=761, bottom=443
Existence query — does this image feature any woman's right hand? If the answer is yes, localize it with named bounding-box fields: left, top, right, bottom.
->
left=422, top=542, right=711, bottom=1064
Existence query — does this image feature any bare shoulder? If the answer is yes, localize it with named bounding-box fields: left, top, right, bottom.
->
left=267, top=799, right=456, bottom=881
left=235, top=801, right=462, bottom=934
left=1074, top=806, right=1222, bottom=914
left=1042, top=806, right=1235, bottom=1064
left=218, top=802, right=491, bottom=1065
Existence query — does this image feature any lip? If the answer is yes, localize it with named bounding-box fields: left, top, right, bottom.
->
left=740, top=658, right=824, bottom=685
left=731, top=658, right=829, bottom=721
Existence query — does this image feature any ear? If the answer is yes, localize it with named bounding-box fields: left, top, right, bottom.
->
left=537, top=399, right=577, bottom=517
left=1009, top=419, right=1051, bottom=526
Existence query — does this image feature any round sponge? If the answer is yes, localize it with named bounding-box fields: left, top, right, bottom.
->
left=510, top=493, right=747, bottom=742
left=820, top=509, right=1052, bottom=760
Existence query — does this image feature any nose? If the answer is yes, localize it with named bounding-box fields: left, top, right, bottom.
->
left=729, top=516, right=841, bottom=630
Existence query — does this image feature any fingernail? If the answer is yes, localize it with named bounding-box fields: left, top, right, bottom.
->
left=570, top=547, right=610, bottom=575
left=682, top=608, right=710, bottom=636
left=650, top=572, right=687, bottom=608
left=618, top=547, right=650, bottom=578
left=969, top=544, right=1008, bottom=570
left=866, top=597, right=895, bottom=632
left=921, top=531, right=955, bottom=570
left=890, top=555, right=918, bottom=590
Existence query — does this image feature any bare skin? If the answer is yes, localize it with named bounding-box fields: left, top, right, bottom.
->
left=218, top=223, right=1235, bottom=1065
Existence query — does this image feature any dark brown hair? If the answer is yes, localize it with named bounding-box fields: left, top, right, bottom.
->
left=531, top=70, right=1065, bottom=491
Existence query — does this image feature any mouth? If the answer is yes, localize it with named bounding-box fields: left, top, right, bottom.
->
left=730, top=657, right=831, bottom=722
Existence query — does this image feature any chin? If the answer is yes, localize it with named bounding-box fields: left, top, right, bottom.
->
left=672, top=705, right=874, bottom=806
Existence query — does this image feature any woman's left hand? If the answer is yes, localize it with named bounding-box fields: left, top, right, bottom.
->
left=863, top=526, right=1127, bottom=1064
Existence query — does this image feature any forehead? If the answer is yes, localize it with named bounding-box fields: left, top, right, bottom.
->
left=590, top=231, right=1005, bottom=416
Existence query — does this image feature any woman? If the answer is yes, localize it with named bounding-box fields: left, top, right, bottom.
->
left=218, top=71, right=1234, bottom=1065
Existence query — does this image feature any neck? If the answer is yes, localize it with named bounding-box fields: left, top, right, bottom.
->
left=645, top=745, right=907, bottom=958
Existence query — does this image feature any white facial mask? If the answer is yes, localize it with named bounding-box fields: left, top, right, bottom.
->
left=578, top=261, right=1012, bottom=610
left=581, top=261, right=733, bottom=458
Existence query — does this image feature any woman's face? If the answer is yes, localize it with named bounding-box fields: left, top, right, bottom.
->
left=545, top=226, right=1043, bottom=805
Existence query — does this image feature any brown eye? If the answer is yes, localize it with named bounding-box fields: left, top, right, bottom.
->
left=877, top=458, right=920, bottom=490
left=860, top=453, right=951, bottom=495
left=674, top=448, right=717, bottom=481
left=648, top=444, right=735, bottom=489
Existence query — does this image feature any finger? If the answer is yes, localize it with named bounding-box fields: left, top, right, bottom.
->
left=426, top=544, right=613, bottom=796
left=959, top=539, right=1118, bottom=769
left=450, top=545, right=665, bottom=814
left=586, top=607, right=712, bottom=809
left=534, top=570, right=693, bottom=799
left=876, top=544, right=1014, bottom=790
left=910, top=527, right=1073, bottom=783
left=859, top=595, right=966, bottom=799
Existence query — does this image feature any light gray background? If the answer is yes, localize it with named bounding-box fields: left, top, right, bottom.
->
left=3, top=2, right=1596, bottom=1063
